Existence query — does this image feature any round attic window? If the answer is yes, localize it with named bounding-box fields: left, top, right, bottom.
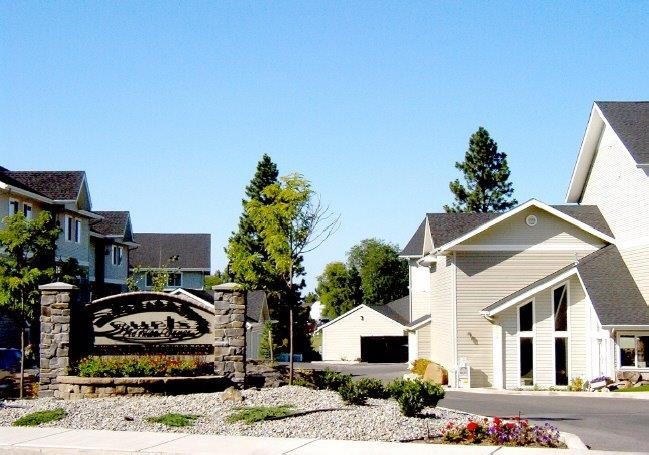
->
left=526, top=214, right=538, bottom=227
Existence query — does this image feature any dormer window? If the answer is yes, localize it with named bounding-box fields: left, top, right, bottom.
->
left=8, top=200, right=19, bottom=216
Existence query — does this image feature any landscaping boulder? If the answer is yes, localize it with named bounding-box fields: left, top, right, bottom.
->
left=423, top=362, right=448, bottom=385
left=634, top=380, right=649, bottom=388
left=220, top=386, right=244, bottom=403
left=618, top=371, right=642, bottom=384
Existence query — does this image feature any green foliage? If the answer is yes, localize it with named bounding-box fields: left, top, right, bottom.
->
left=258, top=320, right=277, bottom=360
left=204, top=269, right=232, bottom=290
left=315, top=368, right=352, bottom=391
left=0, top=211, right=61, bottom=321
left=445, top=127, right=517, bottom=213
left=388, top=379, right=445, bottom=417
left=13, top=408, right=66, bottom=426
left=146, top=413, right=199, bottom=427
left=614, top=385, right=649, bottom=392
left=76, top=356, right=207, bottom=377
left=316, top=261, right=362, bottom=318
left=347, top=238, right=408, bottom=306
left=568, top=377, right=586, bottom=392
left=355, top=377, right=388, bottom=399
left=410, top=358, right=432, bottom=376
left=227, top=405, right=295, bottom=424
left=55, top=258, right=86, bottom=286
left=338, top=381, right=368, bottom=405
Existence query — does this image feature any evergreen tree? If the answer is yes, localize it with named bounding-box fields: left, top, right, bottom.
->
left=444, top=127, right=517, bottom=213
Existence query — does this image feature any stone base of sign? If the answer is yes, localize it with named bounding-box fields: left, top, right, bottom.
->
left=55, top=375, right=230, bottom=399
left=213, top=283, right=247, bottom=387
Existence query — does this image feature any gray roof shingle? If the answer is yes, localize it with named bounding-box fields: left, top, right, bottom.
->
left=483, top=245, right=649, bottom=326
left=596, top=101, right=649, bottom=165
left=2, top=170, right=85, bottom=200
left=130, top=233, right=211, bottom=270
left=369, top=296, right=410, bottom=325
left=401, top=204, right=613, bottom=257
left=92, top=211, right=131, bottom=239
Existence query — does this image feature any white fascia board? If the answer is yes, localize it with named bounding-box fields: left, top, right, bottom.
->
left=407, top=317, right=431, bottom=331
left=437, top=199, right=614, bottom=253
left=169, top=288, right=213, bottom=309
left=451, top=244, right=601, bottom=252
left=566, top=104, right=605, bottom=202
left=482, top=268, right=579, bottom=317
left=417, top=254, right=438, bottom=267
left=315, top=305, right=367, bottom=332
left=78, top=210, right=103, bottom=220
left=602, top=324, right=649, bottom=330
left=0, top=182, right=55, bottom=205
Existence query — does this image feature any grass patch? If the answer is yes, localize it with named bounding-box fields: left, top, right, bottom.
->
left=227, top=405, right=295, bottom=424
left=13, top=408, right=67, bottom=426
left=614, top=385, right=649, bottom=392
left=146, top=413, right=200, bottom=427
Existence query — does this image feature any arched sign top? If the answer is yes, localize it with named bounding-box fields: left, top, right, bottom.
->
left=88, top=292, right=214, bottom=347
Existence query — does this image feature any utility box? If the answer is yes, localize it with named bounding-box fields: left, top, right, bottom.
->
left=457, top=358, right=471, bottom=389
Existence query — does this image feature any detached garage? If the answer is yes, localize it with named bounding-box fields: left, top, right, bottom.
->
left=318, top=297, right=411, bottom=363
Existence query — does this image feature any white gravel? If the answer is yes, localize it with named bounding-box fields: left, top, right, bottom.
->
left=0, top=386, right=474, bottom=442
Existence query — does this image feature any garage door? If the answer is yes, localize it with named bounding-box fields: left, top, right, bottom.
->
left=360, top=336, right=408, bottom=363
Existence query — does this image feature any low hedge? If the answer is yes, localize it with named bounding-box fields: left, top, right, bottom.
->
left=75, top=355, right=210, bottom=378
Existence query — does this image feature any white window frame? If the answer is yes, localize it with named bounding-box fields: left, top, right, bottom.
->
left=517, top=299, right=536, bottom=387
left=22, top=203, right=33, bottom=220
left=111, top=245, right=122, bottom=266
left=617, top=332, right=649, bottom=370
left=74, top=219, right=81, bottom=243
left=64, top=215, right=73, bottom=242
left=8, top=199, right=19, bottom=216
left=552, top=282, right=571, bottom=386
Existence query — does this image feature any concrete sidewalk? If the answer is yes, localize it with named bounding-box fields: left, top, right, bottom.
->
left=0, top=427, right=647, bottom=455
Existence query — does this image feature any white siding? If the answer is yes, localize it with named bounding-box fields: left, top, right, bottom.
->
left=580, top=124, right=649, bottom=302
left=499, top=275, right=590, bottom=389
left=410, top=262, right=432, bottom=321
left=417, top=322, right=431, bottom=358
left=320, top=306, right=405, bottom=361
left=428, top=255, right=454, bottom=369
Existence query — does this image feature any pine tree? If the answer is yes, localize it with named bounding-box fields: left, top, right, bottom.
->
left=226, top=154, right=280, bottom=290
left=444, top=127, right=517, bottom=213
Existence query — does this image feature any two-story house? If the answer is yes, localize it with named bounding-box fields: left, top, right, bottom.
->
left=129, top=233, right=211, bottom=290
left=402, top=101, right=649, bottom=389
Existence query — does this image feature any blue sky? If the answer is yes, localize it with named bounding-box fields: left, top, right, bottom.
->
left=2, top=2, right=648, bottom=291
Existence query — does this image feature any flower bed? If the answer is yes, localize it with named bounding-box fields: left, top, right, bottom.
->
left=439, top=416, right=564, bottom=448
left=75, top=355, right=212, bottom=378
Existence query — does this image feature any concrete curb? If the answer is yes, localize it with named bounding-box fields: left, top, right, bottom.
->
left=447, top=388, right=649, bottom=400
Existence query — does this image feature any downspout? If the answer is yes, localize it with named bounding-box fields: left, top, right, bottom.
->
left=452, top=251, right=458, bottom=387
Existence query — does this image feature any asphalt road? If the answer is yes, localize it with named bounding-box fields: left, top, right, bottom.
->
left=443, top=391, right=649, bottom=452
left=290, top=362, right=407, bottom=382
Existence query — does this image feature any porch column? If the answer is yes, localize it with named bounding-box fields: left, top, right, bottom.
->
left=492, top=321, right=505, bottom=389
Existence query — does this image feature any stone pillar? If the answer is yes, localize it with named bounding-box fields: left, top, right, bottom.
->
left=38, top=282, right=77, bottom=397
left=213, top=283, right=246, bottom=387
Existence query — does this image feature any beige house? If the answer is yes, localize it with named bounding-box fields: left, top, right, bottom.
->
left=401, top=101, right=649, bottom=389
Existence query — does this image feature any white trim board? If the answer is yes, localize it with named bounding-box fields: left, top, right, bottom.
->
left=435, top=199, right=615, bottom=253
left=450, top=244, right=601, bottom=252
left=315, top=304, right=407, bottom=332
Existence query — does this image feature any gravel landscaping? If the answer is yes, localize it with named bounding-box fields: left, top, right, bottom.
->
left=0, top=386, right=474, bottom=442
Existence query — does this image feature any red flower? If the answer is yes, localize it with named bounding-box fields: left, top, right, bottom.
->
left=493, top=417, right=502, bottom=425
left=467, top=422, right=479, bottom=432
left=506, top=423, right=515, bottom=429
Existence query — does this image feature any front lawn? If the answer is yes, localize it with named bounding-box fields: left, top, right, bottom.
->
left=614, top=384, right=649, bottom=392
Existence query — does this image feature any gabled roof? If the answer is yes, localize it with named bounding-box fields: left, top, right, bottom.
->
left=402, top=201, right=613, bottom=257
left=400, top=218, right=427, bottom=257
left=406, top=314, right=431, bottom=330
left=482, top=245, right=649, bottom=327
left=170, top=288, right=269, bottom=322
left=130, top=233, right=211, bottom=270
left=92, top=211, right=134, bottom=241
left=2, top=170, right=86, bottom=201
left=597, top=102, right=649, bottom=165
left=567, top=101, right=649, bottom=202
left=368, top=296, right=410, bottom=325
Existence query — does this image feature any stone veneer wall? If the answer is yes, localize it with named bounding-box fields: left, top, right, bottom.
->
left=39, top=282, right=77, bottom=398
left=213, top=283, right=247, bottom=386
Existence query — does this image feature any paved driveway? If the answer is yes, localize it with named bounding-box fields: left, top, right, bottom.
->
left=443, top=391, right=649, bottom=452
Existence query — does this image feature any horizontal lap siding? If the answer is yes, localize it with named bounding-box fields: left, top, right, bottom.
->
left=417, top=322, right=431, bottom=358
left=429, top=257, right=454, bottom=368
left=321, top=306, right=405, bottom=361
left=456, top=251, right=583, bottom=387
left=465, top=207, right=606, bottom=248
left=581, top=125, right=649, bottom=302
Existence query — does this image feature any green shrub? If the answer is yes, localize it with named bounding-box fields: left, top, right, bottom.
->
left=315, top=369, right=352, bottom=391
left=410, top=358, right=432, bottom=376
left=355, top=377, right=388, bottom=399
left=13, top=408, right=67, bottom=426
left=292, top=376, right=314, bottom=388
left=388, top=378, right=445, bottom=417
left=227, top=405, right=295, bottom=424
left=338, top=381, right=367, bottom=405
left=76, top=355, right=208, bottom=377
left=146, top=413, right=199, bottom=427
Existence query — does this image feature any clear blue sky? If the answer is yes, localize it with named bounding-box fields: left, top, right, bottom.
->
left=2, top=2, right=648, bottom=291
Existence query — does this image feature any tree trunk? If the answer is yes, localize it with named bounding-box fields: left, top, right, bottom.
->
left=268, top=327, right=274, bottom=362
left=289, top=307, right=294, bottom=385
left=19, top=326, right=25, bottom=399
